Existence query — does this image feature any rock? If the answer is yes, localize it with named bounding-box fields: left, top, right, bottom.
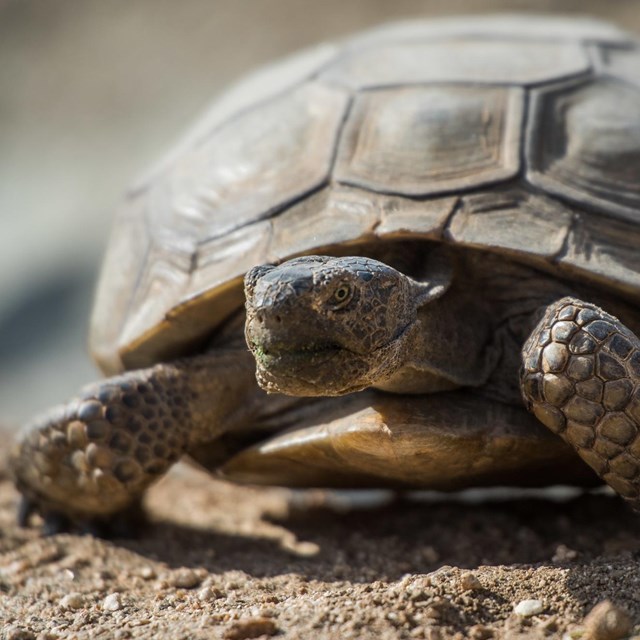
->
left=468, top=623, right=494, bottom=639
left=59, top=592, right=85, bottom=610
left=5, top=627, right=36, bottom=640
left=459, top=571, right=482, bottom=591
left=223, top=617, right=278, bottom=640
left=103, top=593, right=123, bottom=612
left=583, top=600, right=632, bottom=640
left=514, top=599, right=544, bottom=617
left=198, top=586, right=224, bottom=601
left=168, top=567, right=203, bottom=589
left=138, top=566, right=156, bottom=580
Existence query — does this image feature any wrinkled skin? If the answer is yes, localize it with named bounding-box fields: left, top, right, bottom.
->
left=244, top=255, right=449, bottom=396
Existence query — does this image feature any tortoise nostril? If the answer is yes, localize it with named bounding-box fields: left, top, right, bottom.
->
left=275, top=315, right=282, bottom=323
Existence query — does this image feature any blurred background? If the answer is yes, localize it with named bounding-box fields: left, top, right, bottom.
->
left=1, top=0, right=639, bottom=427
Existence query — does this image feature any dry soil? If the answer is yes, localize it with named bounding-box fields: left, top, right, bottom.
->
left=1, top=433, right=640, bottom=640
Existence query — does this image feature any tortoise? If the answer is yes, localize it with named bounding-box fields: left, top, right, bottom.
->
left=11, top=14, right=640, bottom=533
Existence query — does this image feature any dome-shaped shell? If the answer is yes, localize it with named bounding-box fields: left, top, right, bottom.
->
left=90, top=15, right=640, bottom=374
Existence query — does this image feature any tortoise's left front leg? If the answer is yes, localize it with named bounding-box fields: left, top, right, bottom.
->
left=10, top=349, right=265, bottom=535
left=521, top=297, right=640, bottom=508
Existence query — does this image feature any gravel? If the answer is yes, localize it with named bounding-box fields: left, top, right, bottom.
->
left=59, top=592, right=86, bottom=611
left=102, top=593, right=124, bottom=612
left=1, top=438, right=640, bottom=639
left=514, top=599, right=544, bottom=617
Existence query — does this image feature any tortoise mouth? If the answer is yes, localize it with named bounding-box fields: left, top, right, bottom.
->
left=249, top=340, right=344, bottom=366
left=247, top=320, right=417, bottom=396
left=248, top=339, right=371, bottom=396
left=252, top=343, right=369, bottom=397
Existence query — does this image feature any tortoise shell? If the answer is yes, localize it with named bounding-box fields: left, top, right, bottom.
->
left=90, top=14, right=640, bottom=375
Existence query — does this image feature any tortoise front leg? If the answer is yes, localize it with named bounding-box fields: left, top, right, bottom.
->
left=521, top=297, right=640, bottom=508
left=10, top=350, right=260, bottom=534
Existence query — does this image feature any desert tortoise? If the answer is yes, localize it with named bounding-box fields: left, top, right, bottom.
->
left=11, top=14, right=640, bottom=533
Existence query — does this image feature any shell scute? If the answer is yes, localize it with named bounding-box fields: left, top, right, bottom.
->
left=334, top=86, right=523, bottom=196
left=446, top=189, right=573, bottom=261
left=528, top=78, right=640, bottom=222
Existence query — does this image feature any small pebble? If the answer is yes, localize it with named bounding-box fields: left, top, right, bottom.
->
left=4, top=559, right=30, bottom=576
left=198, top=586, right=224, bottom=601
left=469, top=624, right=494, bottom=639
left=5, top=627, right=36, bottom=640
left=138, top=566, right=156, bottom=580
left=223, top=617, right=278, bottom=640
left=103, top=593, right=123, bottom=612
left=59, top=592, right=85, bottom=610
left=583, top=600, right=631, bottom=640
left=424, top=603, right=445, bottom=621
left=168, top=568, right=203, bottom=589
left=514, top=599, right=544, bottom=617
left=460, top=571, right=482, bottom=591
left=153, top=579, right=170, bottom=591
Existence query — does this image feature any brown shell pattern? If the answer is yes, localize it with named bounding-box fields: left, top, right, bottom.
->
left=90, top=15, right=640, bottom=374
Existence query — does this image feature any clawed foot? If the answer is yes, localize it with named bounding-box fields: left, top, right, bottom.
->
left=9, top=367, right=192, bottom=537
left=522, top=297, right=640, bottom=508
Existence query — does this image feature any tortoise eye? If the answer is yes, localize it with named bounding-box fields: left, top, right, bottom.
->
left=330, top=283, right=353, bottom=308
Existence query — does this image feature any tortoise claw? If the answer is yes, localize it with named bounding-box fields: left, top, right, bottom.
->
left=17, top=495, right=36, bottom=528
left=17, top=493, right=73, bottom=535
left=16, top=491, right=72, bottom=535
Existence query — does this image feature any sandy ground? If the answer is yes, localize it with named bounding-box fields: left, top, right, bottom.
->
left=3, top=2, right=640, bottom=639
left=1, top=438, right=640, bottom=640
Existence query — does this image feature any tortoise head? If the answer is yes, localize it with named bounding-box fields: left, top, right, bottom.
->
left=244, top=254, right=450, bottom=396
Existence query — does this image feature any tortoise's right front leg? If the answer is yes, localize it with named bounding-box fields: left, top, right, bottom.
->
left=10, top=350, right=260, bottom=535
left=521, top=298, right=640, bottom=509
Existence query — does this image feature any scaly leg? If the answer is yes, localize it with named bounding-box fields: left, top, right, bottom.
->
left=10, top=350, right=262, bottom=534
left=521, top=297, right=640, bottom=508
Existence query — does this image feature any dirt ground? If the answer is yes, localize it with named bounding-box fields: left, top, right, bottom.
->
left=1, top=431, right=640, bottom=640
left=3, top=3, right=640, bottom=640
